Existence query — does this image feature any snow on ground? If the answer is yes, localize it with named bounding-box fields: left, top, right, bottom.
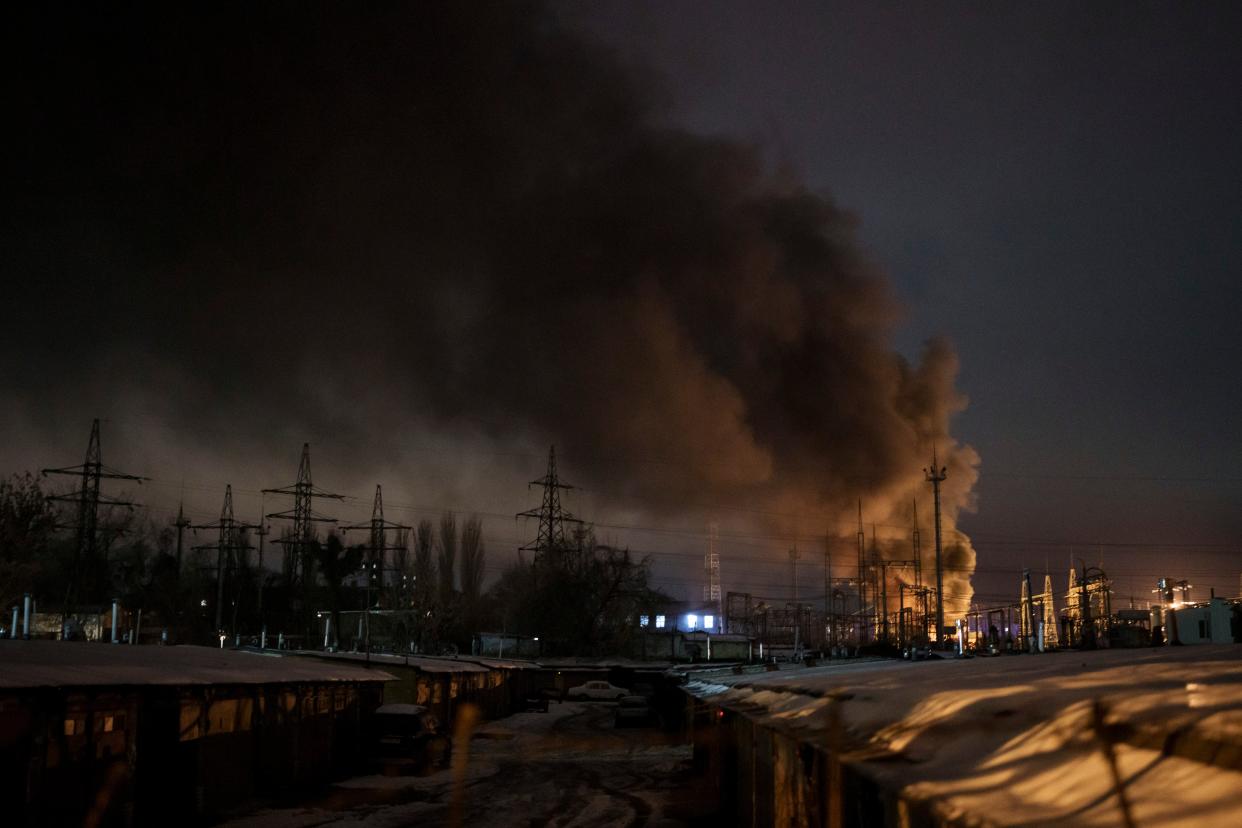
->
left=219, top=700, right=700, bottom=827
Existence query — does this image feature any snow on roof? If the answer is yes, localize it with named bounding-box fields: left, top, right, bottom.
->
left=687, top=646, right=1242, bottom=826
left=298, top=651, right=492, bottom=673
left=0, top=640, right=393, bottom=689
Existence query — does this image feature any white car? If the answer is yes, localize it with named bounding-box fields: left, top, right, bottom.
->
left=566, top=680, right=630, bottom=700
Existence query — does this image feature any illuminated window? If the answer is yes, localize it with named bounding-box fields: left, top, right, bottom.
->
left=704, top=615, right=714, bottom=629
left=64, top=719, right=78, bottom=736
left=103, top=716, right=115, bottom=733
left=639, top=615, right=650, bottom=628
left=687, top=614, right=698, bottom=629
left=655, top=615, right=666, bottom=629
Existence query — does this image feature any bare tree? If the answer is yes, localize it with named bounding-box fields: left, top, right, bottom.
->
left=460, top=515, right=485, bottom=604
left=437, top=512, right=457, bottom=603
left=414, top=519, right=435, bottom=606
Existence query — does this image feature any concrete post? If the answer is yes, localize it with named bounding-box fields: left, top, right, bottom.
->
left=323, top=615, right=332, bottom=650
left=260, top=627, right=267, bottom=650
left=10, top=606, right=18, bottom=639
left=133, top=608, right=142, bottom=645
left=22, top=593, right=32, bottom=639
left=111, top=598, right=120, bottom=644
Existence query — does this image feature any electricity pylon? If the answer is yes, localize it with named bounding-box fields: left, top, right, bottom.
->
left=263, top=443, right=343, bottom=586
left=517, top=445, right=582, bottom=567
left=43, top=419, right=146, bottom=633
left=342, top=485, right=411, bottom=609
left=192, top=485, right=258, bottom=634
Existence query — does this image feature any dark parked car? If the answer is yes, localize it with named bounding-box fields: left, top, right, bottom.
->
left=614, top=695, right=657, bottom=727
left=371, top=703, right=451, bottom=772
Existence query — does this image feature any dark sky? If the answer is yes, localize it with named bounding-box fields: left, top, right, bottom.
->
left=3, top=2, right=1240, bottom=610
left=567, top=0, right=1242, bottom=603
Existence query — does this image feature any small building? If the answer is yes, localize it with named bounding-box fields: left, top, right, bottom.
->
left=475, top=631, right=541, bottom=658
left=637, top=601, right=723, bottom=634
left=1170, top=598, right=1235, bottom=644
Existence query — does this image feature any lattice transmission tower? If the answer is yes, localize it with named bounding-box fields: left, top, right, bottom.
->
left=43, top=419, right=147, bottom=633
left=703, top=523, right=721, bottom=628
left=342, top=485, right=411, bottom=609
left=192, top=485, right=258, bottom=634
left=517, top=445, right=582, bottom=567
left=263, top=443, right=343, bottom=586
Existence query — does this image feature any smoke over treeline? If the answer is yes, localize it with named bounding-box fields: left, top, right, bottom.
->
left=2, top=3, right=978, bottom=610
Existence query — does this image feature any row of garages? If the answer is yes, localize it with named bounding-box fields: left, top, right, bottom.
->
left=682, top=645, right=1242, bottom=827
left=1, top=642, right=696, bottom=827
left=1, top=642, right=541, bottom=827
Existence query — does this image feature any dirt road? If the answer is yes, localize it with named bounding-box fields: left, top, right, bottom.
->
left=219, top=701, right=712, bottom=827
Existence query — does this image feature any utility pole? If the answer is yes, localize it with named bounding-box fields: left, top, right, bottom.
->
left=264, top=443, right=344, bottom=588
left=517, top=446, right=583, bottom=568
left=872, top=525, right=887, bottom=643
left=924, top=446, right=948, bottom=643
left=192, top=485, right=258, bottom=636
left=43, top=419, right=146, bottom=635
left=341, top=485, right=410, bottom=653
left=789, top=546, right=801, bottom=655
left=703, top=523, right=721, bottom=630
left=912, top=499, right=922, bottom=588
left=824, top=533, right=832, bottom=649
left=254, top=506, right=270, bottom=621
left=172, top=502, right=191, bottom=577
left=856, top=500, right=867, bottom=643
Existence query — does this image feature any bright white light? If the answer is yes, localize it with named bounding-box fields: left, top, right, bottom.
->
left=687, top=614, right=698, bottom=629
left=704, top=615, right=715, bottom=629
left=640, top=614, right=650, bottom=628
left=655, top=615, right=666, bottom=629
left=533, top=636, right=540, bottom=642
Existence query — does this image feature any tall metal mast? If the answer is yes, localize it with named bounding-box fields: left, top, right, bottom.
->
left=924, top=446, right=948, bottom=642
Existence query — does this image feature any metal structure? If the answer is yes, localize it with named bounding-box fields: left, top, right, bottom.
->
left=725, top=591, right=754, bottom=637
left=192, top=485, right=258, bottom=633
left=43, top=419, right=147, bottom=633
left=703, top=522, right=721, bottom=628
left=1040, top=572, right=1059, bottom=648
left=856, top=502, right=868, bottom=643
left=1063, top=564, right=1112, bottom=648
left=342, top=485, right=411, bottom=609
left=789, top=546, right=801, bottom=654
left=264, top=443, right=343, bottom=586
left=924, top=447, right=948, bottom=641
left=517, top=445, right=582, bottom=567
left=254, top=501, right=270, bottom=619
left=172, top=502, right=191, bottom=576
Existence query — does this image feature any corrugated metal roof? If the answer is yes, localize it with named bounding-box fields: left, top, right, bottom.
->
left=0, top=641, right=394, bottom=689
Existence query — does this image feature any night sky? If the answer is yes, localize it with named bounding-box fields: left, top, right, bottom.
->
left=3, top=2, right=1240, bottom=612
left=569, top=1, right=1242, bottom=604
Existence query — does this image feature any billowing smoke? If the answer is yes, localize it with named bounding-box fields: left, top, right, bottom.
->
left=2, top=3, right=978, bottom=613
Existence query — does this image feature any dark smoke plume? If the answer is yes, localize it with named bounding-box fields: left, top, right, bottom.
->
left=1, top=2, right=978, bottom=611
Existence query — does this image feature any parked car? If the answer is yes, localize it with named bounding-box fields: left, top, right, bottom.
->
left=371, top=703, right=451, bottom=772
left=566, top=680, right=630, bottom=700
left=614, top=695, right=656, bottom=727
